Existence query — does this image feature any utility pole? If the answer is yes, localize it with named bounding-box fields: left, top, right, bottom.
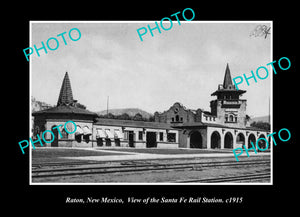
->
left=107, top=96, right=109, bottom=115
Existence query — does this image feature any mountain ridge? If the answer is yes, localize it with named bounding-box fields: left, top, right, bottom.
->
left=31, top=97, right=270, bottom=123
left=96, top=108, right=153, bottom=119
left=249, top=115, right=270, bottom=124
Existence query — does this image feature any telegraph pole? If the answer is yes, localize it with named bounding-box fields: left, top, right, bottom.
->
left=107, top=96, right=109, bottom=115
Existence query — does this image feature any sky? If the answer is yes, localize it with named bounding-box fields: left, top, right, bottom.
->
left=31, top=21, right=271, bottom=118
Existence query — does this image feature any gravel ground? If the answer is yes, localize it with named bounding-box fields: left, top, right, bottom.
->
left=32, top=154, right=271, bottom=184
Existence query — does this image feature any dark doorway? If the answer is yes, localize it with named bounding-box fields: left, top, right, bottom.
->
left=211, top=131, right=221, bottom=149
left=97, top=138, right=104, bottom=146
left=51, top=125, right=58, bottom=147
left=190, top=131, right=202, bottom=148
left=248, top=134, right=256, bottom=148
left=146, top=132, right=157, bottom=148
left=236, top=133, right=245, bottom=146
left=257, top=135, right=267, bottom=151
left=224, top=132, right=233, bottom=148
left=128, top=131, right=135, bottom=147
left=105, top=138, right=111, bottom=146
left=115, top=138, right=120, bottom=147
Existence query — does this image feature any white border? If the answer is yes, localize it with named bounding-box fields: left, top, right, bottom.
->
left=29, top=20, right=273, bottom=186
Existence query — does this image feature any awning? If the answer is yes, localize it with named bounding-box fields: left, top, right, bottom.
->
left=114, top=130, right=124, bottom=139
left=96, top=129, right=106, bottom=138
left=105, top=129, right=114, bottom=139
left=75, top=126, right=84, bottom=135
left=83, top=126, right=92, bottom=135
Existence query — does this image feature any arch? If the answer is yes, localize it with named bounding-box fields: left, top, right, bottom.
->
left=229, top=115, right=234, bottom=122
left=224, top=132, right=233, bottom=148
left=51, top=125, right=58, bottom=147
left=257, top=134, right=267, bottom=151
left=248, top=133, right=256, bottom=148
left=211, top=131, right=221, bottom=149
left=190, top=131, right=203, bottom=149
left=236, top=132, right=245, bottom=146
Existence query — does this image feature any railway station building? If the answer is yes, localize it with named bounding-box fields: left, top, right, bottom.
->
left=32, top=64, right=269, bottom=150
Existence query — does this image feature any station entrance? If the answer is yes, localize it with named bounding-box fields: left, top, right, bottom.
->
left=146, top=132, right=157, bottom=148
left=190, top=131, right=203, bottom=148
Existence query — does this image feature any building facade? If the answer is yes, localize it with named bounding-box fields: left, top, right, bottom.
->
left=32, top=65, right=269, bottom=150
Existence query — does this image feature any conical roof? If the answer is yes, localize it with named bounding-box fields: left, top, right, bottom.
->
left=33, top=71, right=98, bottom=118
left=211, top=63, right=246, bottom=96
left=57, top=72, right=74, bottom=106
left=223, top=63, right=233, bottom=89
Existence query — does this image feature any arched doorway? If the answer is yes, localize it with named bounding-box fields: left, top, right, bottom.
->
left=211, top=131, right=221, bottom=149
left=248, top=133, right=256, bottom=148
left=190, top=131, right=203, bottom=149
left=257, top=134, right=268, bottom=151
left=236, top=132, right=245, bottom=147
left=224, top=132, right=233, bottom=148
left=51, top=125, right=58, bottom=147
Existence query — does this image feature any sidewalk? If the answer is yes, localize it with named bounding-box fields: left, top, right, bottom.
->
left=61, top=149, right=270, bottom=162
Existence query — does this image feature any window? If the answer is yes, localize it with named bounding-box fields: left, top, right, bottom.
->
left=75, top=134, right=82, bottom=143
left=83, top=134, right=90, bottom=143
left=226, top=114, right=237, bottom=123
left=159, top=132, right=164, bottom=141
left=167, top=133, right=176, bottom=142
left=172, top=117, right=174, bottom=122
left=138, top=131, right=143, bottom=140
left=124, top=131, right=129, bottom=140
left=175, top=115, right=179, bottom=122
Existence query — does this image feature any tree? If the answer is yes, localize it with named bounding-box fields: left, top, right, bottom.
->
left=74, top=102, right=86, bottom=109
left=133, top=113, right=143, bottom=121
left=106, top=113, right=115, bottom=119
left=118, top=113, right=130, bottom=120
left=148, top=115, right=155, bottom=122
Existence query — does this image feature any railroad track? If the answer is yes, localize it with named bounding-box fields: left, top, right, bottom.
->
left=32, top=159, right=270, bottom=179
left=175, top=172, right=271, bottom=183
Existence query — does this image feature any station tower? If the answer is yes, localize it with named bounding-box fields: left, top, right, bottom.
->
left=210, top=64, right=248, bottom=128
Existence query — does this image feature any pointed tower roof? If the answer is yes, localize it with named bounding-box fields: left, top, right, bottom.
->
left=57, top=72, right=74, bottom=106
left=33, top=71, right=98, bottom=118
left=223, top=63, right=233, bottom=89
left=211, top=63, right=246, bottom=96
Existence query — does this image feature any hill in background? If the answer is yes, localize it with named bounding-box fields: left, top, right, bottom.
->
left=32, top=97, right=270, bottom=124
left=249, top=115, right=270, bottom=124
left=97, top=108, right=153, bottom=119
